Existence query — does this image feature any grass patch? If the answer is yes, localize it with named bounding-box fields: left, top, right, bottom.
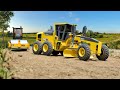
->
left=107, top=40, right=120, bottom=49
left=95, top=34, right=120, bottom=43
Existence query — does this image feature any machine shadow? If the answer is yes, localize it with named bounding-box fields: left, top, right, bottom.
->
left=11, top=49, right=27, bottom=52
left=74, top=58, right=98, bottom=62
left=32, top=53, right=63, bottom=57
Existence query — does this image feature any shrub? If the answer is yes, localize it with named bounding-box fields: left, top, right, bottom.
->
left=0, top=40, right=8, bottom=49
left=97, top=34, right=103, bottom=38
left=0, top=48, right=13, bottom=79
left=108, top=40, right=120, bottom=49
left=103, top=32, right=106, bottom=35
left=86, top=30, right=94, bottom=37
left=108, top=42, right=118, bottom=49
left=86, top=30, right=104, bottom=38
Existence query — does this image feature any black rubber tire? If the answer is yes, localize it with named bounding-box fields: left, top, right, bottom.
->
left=32, top=41, right=42, bottom=54
left=42, top=41, right=53, bottom=56
left=52, top=51, right=59, bottom=56
left=23, top=49, right=27, bottom=51
left=96, top=45, right=109, bottom=61
left=77, top=44, right=91, bottom=61
left=60, top=51, right=63, bottom=56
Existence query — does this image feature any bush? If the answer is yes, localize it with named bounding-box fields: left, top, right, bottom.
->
left=108, top=42, right=118, bottom=49
left=103, top=32, right=106, bottom=35
left=108, top=40, right=120, bottom=49
left=96, top=34, right=103, bottom=38
left=0, top=40, right=8, bottom=49
left=86, top=30, right=94, bottom=37
left=0, top=48, right=13, bottom=79
left=86, top=30, right=104, bottom=38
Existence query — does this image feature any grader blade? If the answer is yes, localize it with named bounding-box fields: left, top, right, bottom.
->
left=63, top=48, right=78, bottom=58
left=63, top=48, right=94, bottom=59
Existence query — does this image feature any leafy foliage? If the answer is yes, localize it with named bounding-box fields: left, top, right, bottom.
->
left=86, top=30, right=94, bottom=37
left=96, top=34, right=103, bottom=38
left=86, top=30, right=103, bottom=38
left=107, top=40, right=120, bottom=49
left=0, top=11, right=14, bottom=48
left=0, top=11, right=14, bottom=30
left=0, top=48, right=13, bottom=79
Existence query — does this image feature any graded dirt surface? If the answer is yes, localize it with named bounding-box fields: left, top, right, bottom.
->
left=6, top=47, right=120, bottom=79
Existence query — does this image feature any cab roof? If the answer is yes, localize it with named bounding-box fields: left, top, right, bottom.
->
left=54, top=22, right=77, bottom=26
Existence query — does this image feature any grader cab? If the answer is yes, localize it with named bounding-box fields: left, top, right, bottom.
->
left=32, top=23, right=109, bottom=61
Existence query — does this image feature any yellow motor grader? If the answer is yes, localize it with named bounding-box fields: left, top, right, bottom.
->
left=32, top=23, right=109, bottom=61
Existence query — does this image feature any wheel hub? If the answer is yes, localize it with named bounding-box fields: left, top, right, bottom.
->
left=79, top=48, right=85, bottom=57
left=34, top=44, right=38, bottom=52
left=43, top=44, right=48, bottom=52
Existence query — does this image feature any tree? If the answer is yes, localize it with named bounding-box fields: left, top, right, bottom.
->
left=103, top=32, right=106, bottom=35
left=0, top=11, right=14, bottom=48
left=86, top=30, right=90, bottom=37
left=86, top=30, right=94, bottom=37
left=75, top=30, right=79, bottom=35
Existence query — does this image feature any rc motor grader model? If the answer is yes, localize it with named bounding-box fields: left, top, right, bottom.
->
left=8, top=26, right=30, bottom=50
left=32, top=23, right=109, bottom=61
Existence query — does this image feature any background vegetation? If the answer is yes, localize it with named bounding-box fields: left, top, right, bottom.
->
left=1, top=30, right=120, bottom=49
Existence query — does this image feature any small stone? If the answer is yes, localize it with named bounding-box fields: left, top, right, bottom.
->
left=68, top=74, right=71, bottom=76
left=18, top=55, right=22, bottom=57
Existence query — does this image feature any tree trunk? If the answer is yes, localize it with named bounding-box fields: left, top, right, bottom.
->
left=2, top=29, right=4, bottom=48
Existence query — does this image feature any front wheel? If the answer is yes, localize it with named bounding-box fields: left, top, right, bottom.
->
left=77, top=44, right=91, bottom=61
left=32, top=41, right=42, bottom=54
left=42, top=41, right=53, bottom=56
left=96, top=45, right=109, bottom=61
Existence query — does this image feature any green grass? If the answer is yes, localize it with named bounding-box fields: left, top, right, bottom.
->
left=23, top=33, right=36, bottom=38
left=95, top=34, right=120, bottom=43
left=95, top=34, right=120, bottom=49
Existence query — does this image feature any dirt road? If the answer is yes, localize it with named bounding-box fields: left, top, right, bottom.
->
left=6, top=47, right=120, bottom=79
